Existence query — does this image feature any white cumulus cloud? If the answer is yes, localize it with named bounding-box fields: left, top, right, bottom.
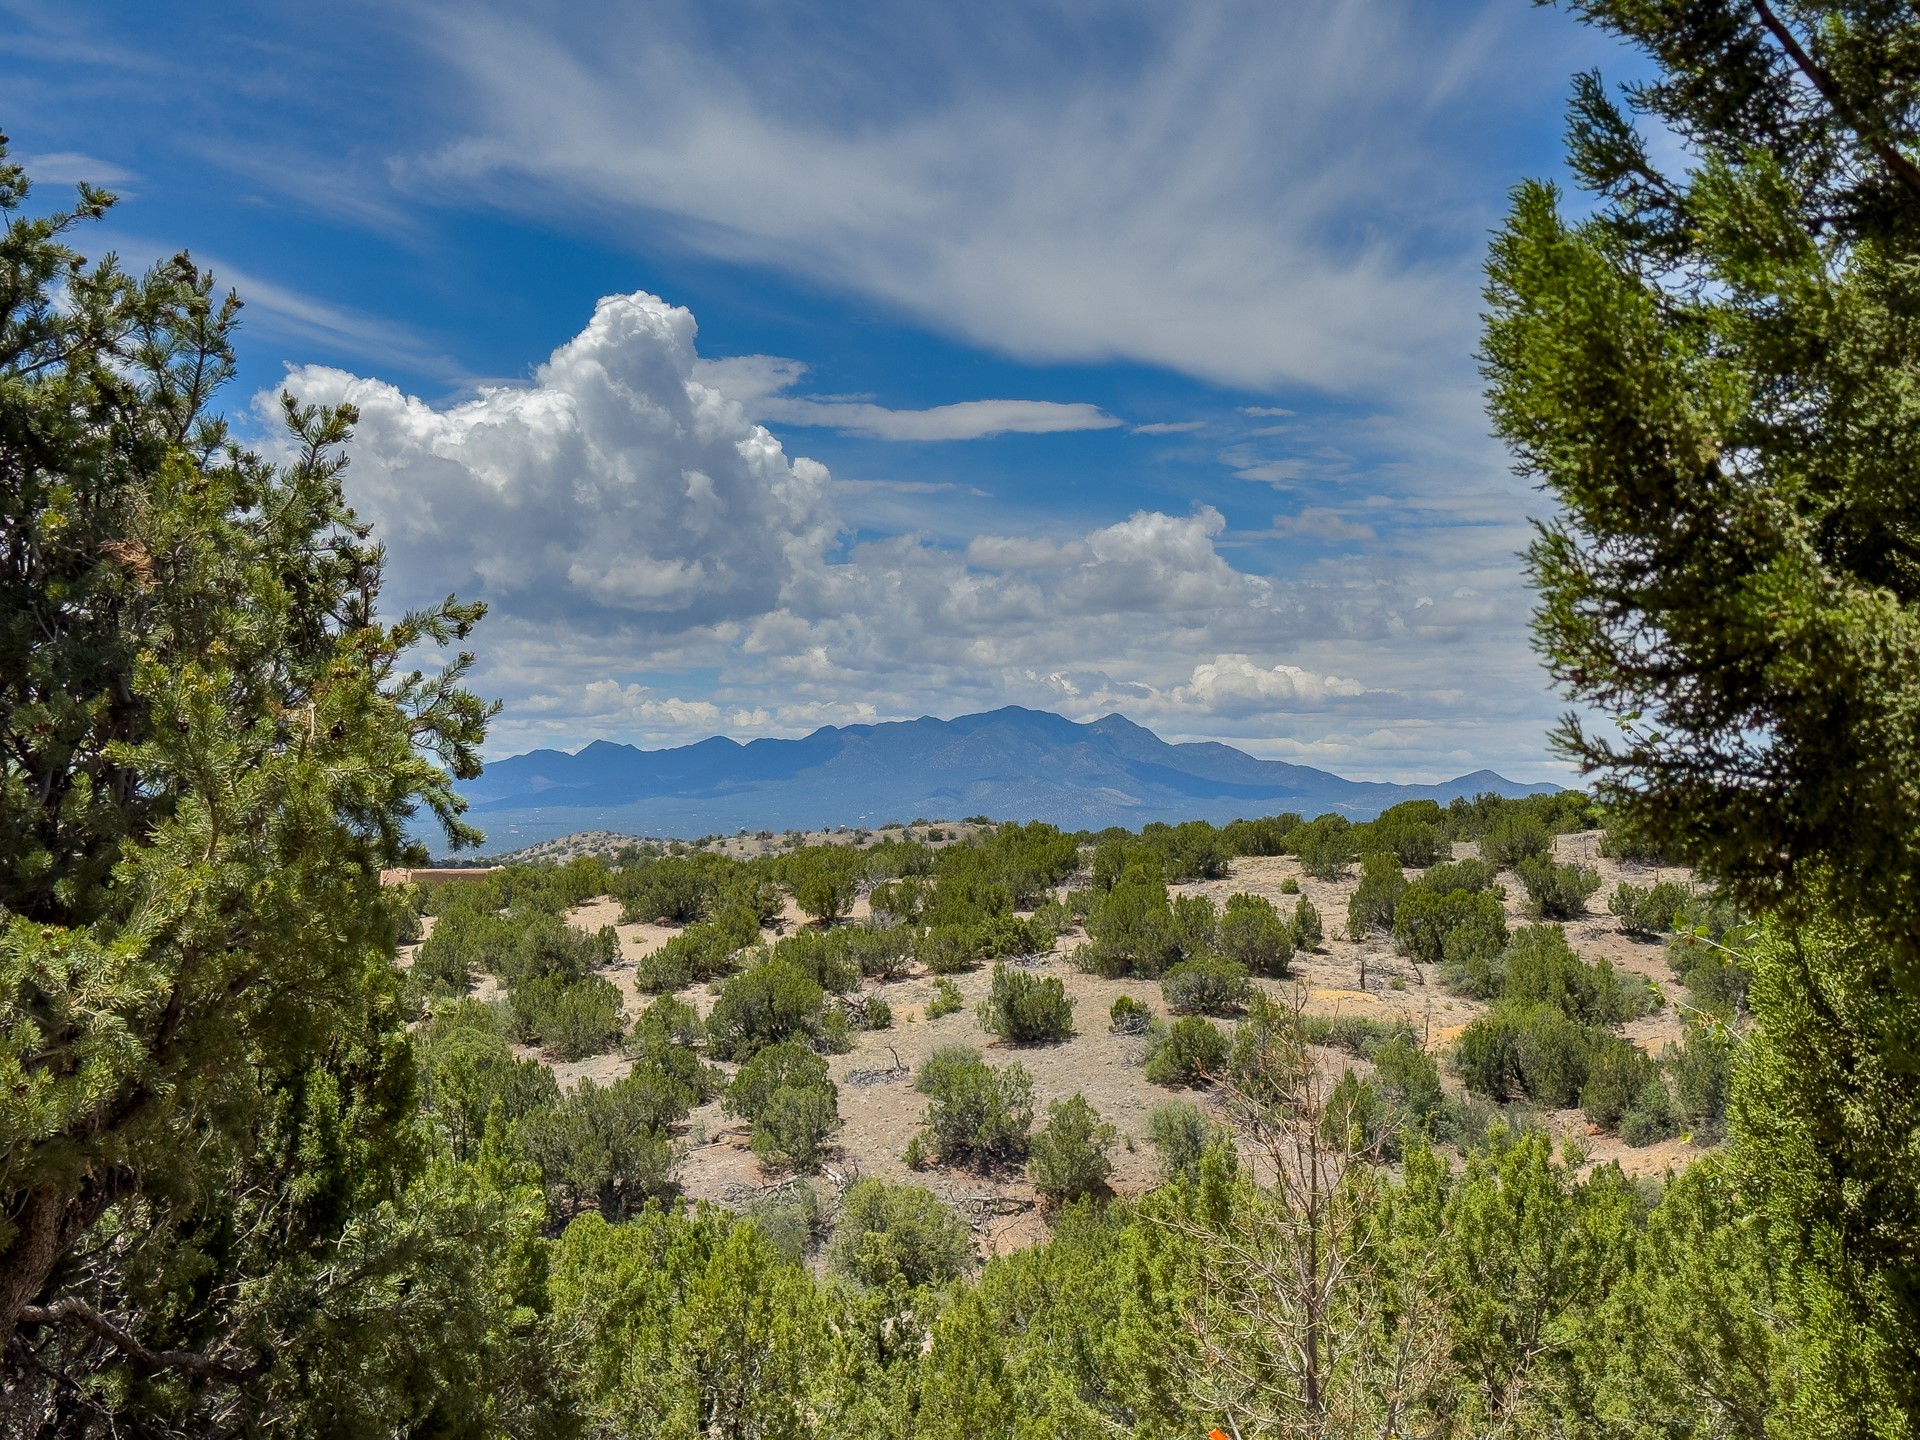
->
left=1171, top=654, right=1367, bottom=716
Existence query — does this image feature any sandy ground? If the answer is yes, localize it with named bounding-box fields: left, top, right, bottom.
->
left=432, top=828, right=1720, bottom=1254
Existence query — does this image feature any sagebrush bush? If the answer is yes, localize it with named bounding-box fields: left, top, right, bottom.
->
left=1145, top=1016, right=1229, bottom=1087
left=1028, top=1094, right=1117, bottom=1203
left=976, top=964, right=1075, bottom=1043
left=925, top=977, right=964, bottom=1019
left=914, top=1045, right=1034, bottom=1164
left=1302, top=1013, right=1417, bottom=1058
left=1109, top=994, right=1153, bottom=1035
left=1160, top=955, right=1252, bottom=1016
left=828, top=1180, right=972, bottom=1288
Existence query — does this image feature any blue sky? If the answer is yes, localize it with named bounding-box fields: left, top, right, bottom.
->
left=4, top=0, right=1642, bottom=781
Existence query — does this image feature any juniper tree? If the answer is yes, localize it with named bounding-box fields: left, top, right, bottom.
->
left=1484, top=3, right=1920, bottom=1420
left=0, top=144, right=537, bottom=1430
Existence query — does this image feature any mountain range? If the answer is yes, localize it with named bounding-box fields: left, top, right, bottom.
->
left=452, top=707, right=1557, bottom=853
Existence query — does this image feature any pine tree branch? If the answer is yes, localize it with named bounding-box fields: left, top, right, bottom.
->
left=1750, top=0, right=1920, bottom=200
left=17, top=1297, right=262, bottom=1383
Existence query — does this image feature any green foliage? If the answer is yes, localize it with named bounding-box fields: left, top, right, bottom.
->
left=1027, top=1094, right=1117, bottom=1203
left=925, top=976, right=964, bottom=1019
left=1667, top=1021, right=1737, bottom=1137
left=508, top=971, right=625, bottom=1059
left=1146, top=1099, right=1231, bottom=1183
left=1221, top=812, right=1302, bottom=856
left=1373, top=1038, right=1446, bottom=1131
left=1501, top=923, right=1654, bottom=1026
left=1079, top=871, right=1183, bottom=978
left=1160, top=954, right=1252, bottom=1016
left=914, top=1045, right=1034, bottom=1165
left=1218, top=892, right=1294, bottom=976
left=1515, top=854, right=1603, bottom=919
left=1580, top=1035, right=1662, bottom=1132
left=976, top=963, right=1075, bottom=1043
left=1301, top=1012, right=1417, bottom=1059
left=829, top=1179, right=972, bottom=1289
left=518, top=1070, right=689, bottom=1219
left=1171, top=891, right=1218, bottom=954
left=637, top=903, right=761, bottom=991
left=705, top=959, right=830, bottom=1061
left=1346, top=850, right=1409, bottom=939
left=1291, top=893, right=1323, bottom=950
left=1608, top=879, right=1692, bottom=937
left=1292, top=815, right=1356, bottom=878
left=1394, top=885, right=1508, bottom=968
left=789, top=847, right=860, bottom=923
left=1109, top=993, right=1152, bottom=1034
left=1479, top=810, right=1551, bottom=868
left=752, top=1084, right=842, bottom=1173
left=1362, top=800, right=1444, bottom=867
left=417, top=1003, right=561, bottom=1161
left=726, top=1042, right=830, bottom=1125
left=1145, top=1016, right=1228, bottom=1087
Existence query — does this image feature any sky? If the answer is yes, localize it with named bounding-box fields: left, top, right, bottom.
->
left=3, top=0, right=1646, bottom=782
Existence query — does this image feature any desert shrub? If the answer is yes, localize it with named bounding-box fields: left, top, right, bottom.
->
left=925, top=977, right=965, bottom=1019
left=1511, top=1004, right=1598, bottom=1108
left=1160, top=955, right=1252, bottom=1016
left=726, top=1043, right=831, bottom=1123
left=1364, top=802, right=1444, bottom=867
left=1667, top=1022, right=1737, bottom=1134
left=1137, top=820, right=1231, bottom=883
left=1410, top=857, right=1502, bottom=896
left=705, top=960, right=828, bottom=1061
left=1670, top=943, right=1752, bottom=1020
left=1222, top=813, right=1302, bottom=856
left=1608, top=880, right=1692, bottom=937
left=1393, top=886, right=1508, bottom=967
left=1580, top=1035, right=1662, bottom=1129
left=725, top=1042, right=842, bottom=1172
left=788, top=848, right=860, bottom=923
left=637, top=904, right=761, bottom=992
left=1080, top=874, right=1182, bottom=978
left=917, top=926, right=982, bottom=976
left=1439, top=924, right=1506, bottom=1000
left=1503, top=924, right=1654, bottom=1025
left=1294, top=816, right=1356, bottom=879
left=1320, top=1070, right=1392, bottom=1156
left=517, top=1071, right=688, bottom=1219
left=1372, top=1038, right=1445, bottom=1129
left=1218, top=893, right=1294, bottom=976
left=1028, top=1094, right=1117, bottom=1203
left=617, top=856, right=717, bottom=924
left=1147, top=1099, right=1231, bottom=1183
left=842, top=993, right=893, bottom=1030
left=630, top=993, right=703, bottom=1050
left=1145, top=1016, right=1229, bottom=1087
left=1515, top=855, right=1604, bottom=919
left=406, top=931, right=474, bottom=1003
left=1597, top=819, right=1670, bottom=865
left=976, top=964, right=1075, bottom=1044
left=829, top=1180, right=972, bottom=1289
left=1346, top=852, right=1409, bottom=940
left=744, top=1180, right=825, bottom=1264
left=1292, top=894, right=1324, bottom=951
left=1619, top=1080, right=1680, bottom=1146
left=418, top=1006, right=561, bottom=1160
left=509, top=972, right=625, bottom=1060
left=1479, top=811, right=1553, bottom=868
left=1280, top=876, right=1301, bottom=894
left=752, top=1084, right=842, bottom=1173
left=1171, top=892, right=1219, bottom=956
left=1109, top=994, right=1153, bottom=1034
left=773, top=927, right=861, bottom=994
left=1454, top=1007, right=1529, bottom=1103
left=914, top=1045, right=1034, bottom=1165
left=868, top=877, right=928, bottom=926
left=1302, top=1013, right=1417, bottom=1058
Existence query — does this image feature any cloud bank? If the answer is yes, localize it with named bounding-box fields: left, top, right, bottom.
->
left=280, top=291, right=1562, bottom=780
